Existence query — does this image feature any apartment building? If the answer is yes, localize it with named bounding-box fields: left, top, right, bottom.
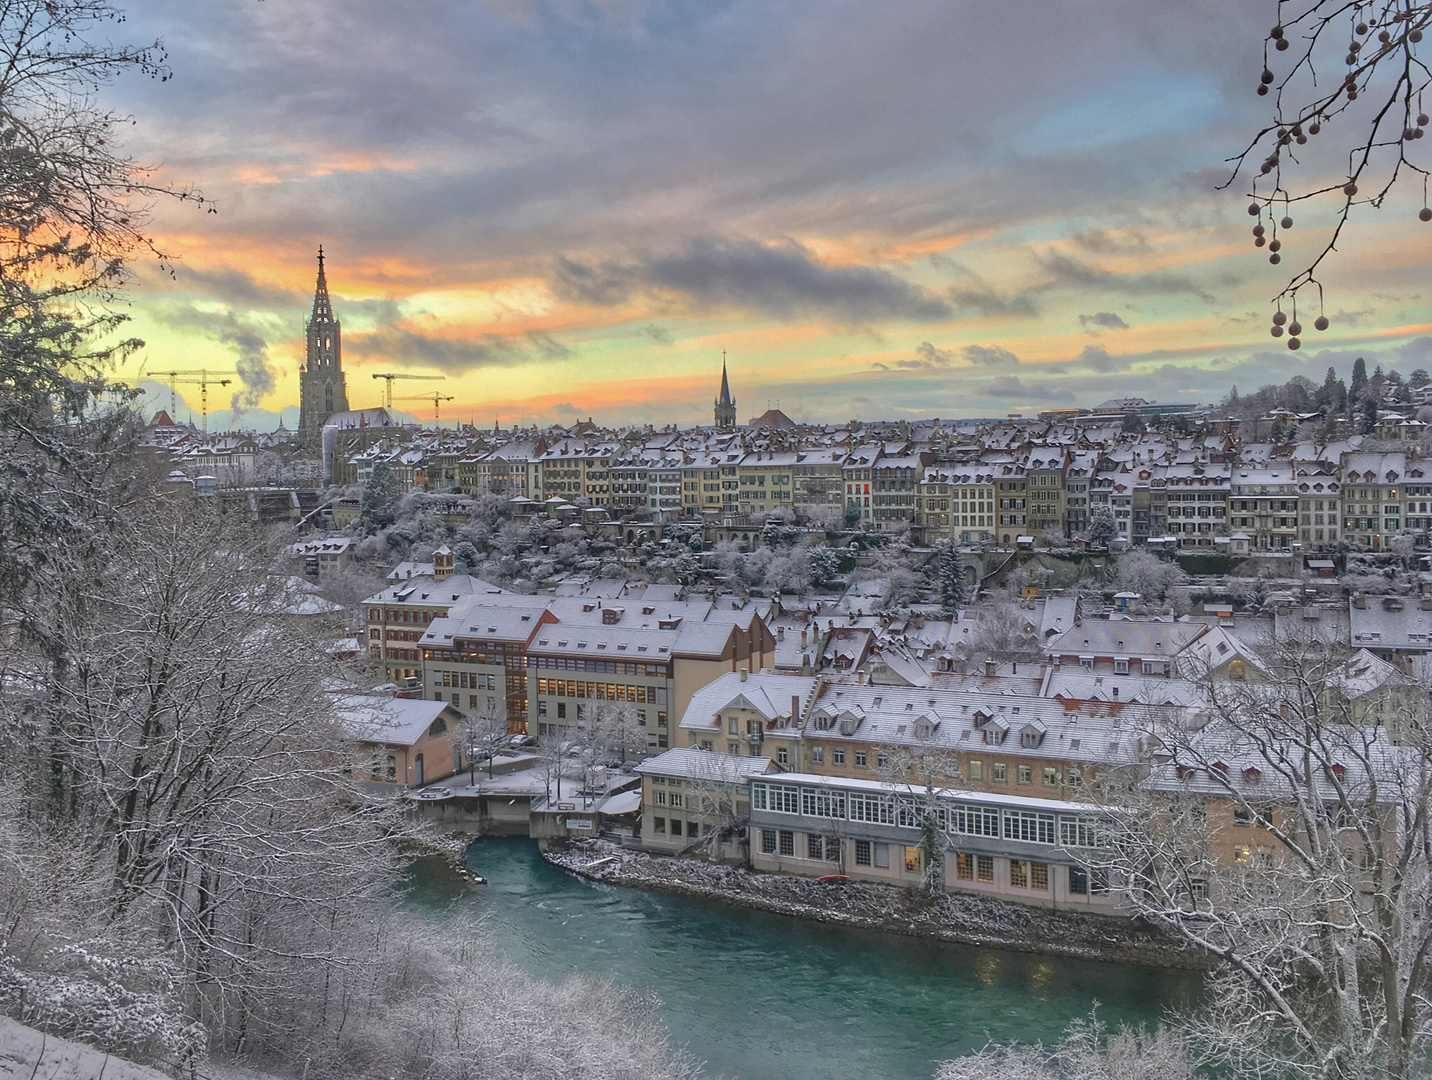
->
left=1295, top=465, right=1342, bottom=548
left=1164, top=464, right=1230, bottom=550
left=789, top=448, right=847, bottom=518
left=917, top=466, right=996, bottom=545
left=1340, top=453, right=1406, bottom=550
left=412, top=590, right=776, bottom=750
left=843, top=445, right=881, bottom=528
left=678, top=671, right=1140, bottom=800
left=1229, top=466, right=1298, bottom=550
left=993, top=463, right=1028, bottom=543
left=1024, top=449, right=1068, bottom=536
left=737, top=450, right=797, bottom=515
left=363, top=551, right=510, bottom=683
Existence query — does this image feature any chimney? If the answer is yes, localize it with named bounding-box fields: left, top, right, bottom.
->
left=791, top=695, right=800, bottom=722
left=778, top=626, right=785, bottom=640
left=801, top=629, right=808, bottom=647
left=740, top=670, right=748, bottom=682
left=985, top=660, right=996, bottom=677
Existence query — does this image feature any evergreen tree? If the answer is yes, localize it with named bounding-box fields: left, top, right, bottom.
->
left=360, top=460, right=402, bottom=534
left=1410, top=369, right=1430, bottom=390
left=938, top=541, right=968, bottom=615
left=1319, top=366, right=1348, bottom=415
left=1350, top=356, right=1369, bottom=401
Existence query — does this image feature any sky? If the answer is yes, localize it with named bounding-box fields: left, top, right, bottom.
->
left=106, top=0, right=1432, bottom=430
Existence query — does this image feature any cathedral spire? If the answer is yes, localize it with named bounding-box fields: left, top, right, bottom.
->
left=714, top=350, right=736, bottom=430
left=311, top=246, right=334, bottom=324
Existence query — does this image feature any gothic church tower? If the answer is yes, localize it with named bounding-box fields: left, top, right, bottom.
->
left=298, top=247, right=349, bottom=445
left=714, top=353, right=736, bottom=430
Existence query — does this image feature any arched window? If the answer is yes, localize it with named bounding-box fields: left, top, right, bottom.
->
left=414, top=753, right=424, bottom=787
left=428, top=717, right=447, bottom=737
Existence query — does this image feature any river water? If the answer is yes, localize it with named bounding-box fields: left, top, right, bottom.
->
left=409, top=838, right=1195, bottom=1080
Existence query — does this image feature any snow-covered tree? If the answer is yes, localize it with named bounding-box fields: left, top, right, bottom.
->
left=1086, top=505, right=1118, bottom=546
left=460, top=708, right=511, bottom=781
left=936, top=541, right=968, bottom=616
left=1094, top=640, right=1432, bottom=1080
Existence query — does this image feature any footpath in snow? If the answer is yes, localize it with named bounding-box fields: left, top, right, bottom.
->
left=543, top=838, right=1210, bottom=970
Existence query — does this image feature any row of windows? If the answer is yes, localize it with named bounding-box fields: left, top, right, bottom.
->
left=536, top=678, right=666, bottom=704
left=750, top=782, right=1102, bottom=847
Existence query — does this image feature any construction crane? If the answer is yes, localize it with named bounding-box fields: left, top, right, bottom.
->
left=398, top=392, right=455, bottom=425
left=372, top=372, right=443, bottom=408
left=154, top=369, right=237, bottom=435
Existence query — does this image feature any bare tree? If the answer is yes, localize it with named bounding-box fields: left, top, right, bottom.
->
left=879, top=743, right=964, bottom=896
left=1095, top=640, right=1432, bottom=1080
left=460, top=707, right=510, bottom=781
left=1235, top=0, right=1430, bottom=340
left=937, top=1014, right=1193, bottom=1080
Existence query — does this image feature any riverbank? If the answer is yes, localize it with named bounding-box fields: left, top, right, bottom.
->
left=542, top=838, right=1211, bottom=970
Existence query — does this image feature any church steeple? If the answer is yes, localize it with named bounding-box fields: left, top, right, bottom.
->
left=714, top=351, right=736, bottom=430
left=298, top=245, right=349, bottom=447
left=311, top=245, right=334, bottom=323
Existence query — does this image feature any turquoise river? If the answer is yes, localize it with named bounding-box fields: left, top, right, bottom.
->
left=408, top=838, right=1196, bottom=1080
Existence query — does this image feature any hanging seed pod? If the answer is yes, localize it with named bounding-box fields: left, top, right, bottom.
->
left=1269, top=238, right=1282, bottom=252
left=1272, top=325, right=1285, bottom=338
left=1309, top=121, right=1321, bottom=134
left=1421, top=207, right=1432, bottom=222
left=1273, top=311, right=1287, bottom=326
left=1248, top=202, right=1261, bottom=215
left=1288, top=321, right=1302, bottom=336
left=1344, top=182, right=1358, bottom=196
left=1315, top=315, right=1330, bottom=331
left=1270, top=253, right=1282, bottom=264
left=1256, top=236, right=1267, bottom=247
left=1280, top=216, right=1293, bottom=229
left=1288, top=336, right=1301, bottom=350
left=1253, top=223, right=1265, bottom=237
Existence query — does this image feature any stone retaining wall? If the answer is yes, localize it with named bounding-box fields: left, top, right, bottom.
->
left=542, top=838, right=1212, bottom=971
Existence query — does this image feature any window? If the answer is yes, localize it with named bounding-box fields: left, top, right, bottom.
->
left=877, top=752, right=888, bottom=769
left=669, top=793, right=683, bottom=808
left=825, top=837, right=840, bottom=861
left=670, top=819, right=683, bottom=836
left=1017, top=765, right=1032, bottom=785
left=1030, top=862, right=1048, bottom=890
left=1233, top=844, right=1251, bottom=863
left=1004, top=810, right=1057, bottom=845
left=946, top=803, right=1000, bottom=837
left=854, top=750, right=866, bottom=767
left=1043, top=768, right=1057, bottom=787
left=1010, top=859, right=1028, bottom=888
left=904, top=846, right=922, bottom=873
left=689, top=821, right=700, bottom=838
left=801, top=788, right=846, bottom=819
left=833, top=748, right=847, bottom=765
left=654, top=790, right=667, bottom=806
left=991, top=763, right=1007, bottom=783
left=761, top=829, right=776, bottom=854
left=1059, top=817, right=1103, bottom=847
left=776, top=747, right=789, bottom=766
left=967, top=759, right=983, bottom=780
left=873, top=842, right=890, bottom=869
left=808, top=834, right=824, bottom=859
left=977, top=854, right=995, bottom=882
left=654, top=817, right=666, bottom=833
left=1189, top=877, right=1208, bottom=902
left=956, top=852, right=974, bottom=880
left=1113, top=658, right=1129, bottom=674
left=1069, top=866, right=1088, bottom=894
left=855, top=839, right=872, bottom=866
left=811, top=746, right=824, bottom=764
left=1233, top=808, right=1252, bottom=827
left=778, top=830, right=794, bottom=856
